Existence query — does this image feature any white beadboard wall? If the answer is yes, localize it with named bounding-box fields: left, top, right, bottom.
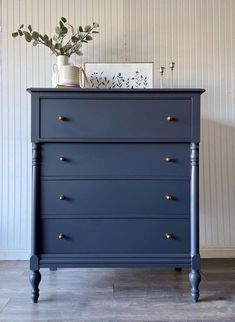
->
left=0, top=0, right=235, bottom=259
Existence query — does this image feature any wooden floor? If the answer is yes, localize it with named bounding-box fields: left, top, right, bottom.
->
left=0, top=259, right=234, bottom=321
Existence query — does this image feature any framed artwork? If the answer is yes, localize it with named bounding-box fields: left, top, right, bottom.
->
left=84, top=62, right=154, bottom=89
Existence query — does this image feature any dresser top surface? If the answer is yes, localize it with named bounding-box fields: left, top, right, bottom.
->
left=27, top=88, right=205, bottom=94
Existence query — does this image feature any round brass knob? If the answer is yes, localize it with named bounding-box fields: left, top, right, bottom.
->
left=59, top=195, right=65, bottom=200
left=59, top=156, right=66, bottom=161
left=165, top=157, right=172, bottom=162
left=166, top=116, right=174, bottom=121
left=58, top=115, right=65, bottom=121
left=165, top=233, right=173, bottom=239
left=58, top=233, right=65, bottom=240
left=165, top=194, right=172, bottom=200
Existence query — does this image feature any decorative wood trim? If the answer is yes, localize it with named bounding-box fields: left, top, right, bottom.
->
left=31, top=93, right=40, bottom=143
left=27, top=88, right=205, bottom=93
left=1, top=247, right=235, bottom=260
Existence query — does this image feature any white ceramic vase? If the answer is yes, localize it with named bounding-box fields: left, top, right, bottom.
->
left=52, top=55, right=70, bottom=87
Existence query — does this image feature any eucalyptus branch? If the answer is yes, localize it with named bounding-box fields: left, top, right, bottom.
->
left=12, top=17, right=99, bottom=57
left=62, top=24, right=98, bottom=56
left=35, top=37, right=58, bottom=55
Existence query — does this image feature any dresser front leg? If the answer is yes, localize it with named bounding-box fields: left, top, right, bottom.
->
left=189, top=269, right=201, bottom=302
left=29, top=270, right=41, bottom=303
left=190, top=143, right=201, bottom=302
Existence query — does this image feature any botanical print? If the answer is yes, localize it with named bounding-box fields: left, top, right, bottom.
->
left=85, top=63, right=153, bottom=89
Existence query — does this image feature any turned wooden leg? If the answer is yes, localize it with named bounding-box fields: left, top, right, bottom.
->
left=189, top=269, right=201, bottom=302
left=29, top=270, right=41, bottom=303
left=190, top=144, right=201, bottom=302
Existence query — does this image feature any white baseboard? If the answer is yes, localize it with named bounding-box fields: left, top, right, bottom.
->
left=0, top=247, right=235, bottom=260
left=201, top=247, right=235, bottom=258
left=0, top=249, right=29, bottom=260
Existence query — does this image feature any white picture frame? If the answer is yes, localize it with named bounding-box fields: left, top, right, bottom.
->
left=84, top=62, right=154, bottom=89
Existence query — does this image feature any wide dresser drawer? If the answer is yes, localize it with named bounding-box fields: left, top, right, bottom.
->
left=41, top=143, right=190, bottom=178
left=40, top=99, right=192, bottom=140
left=41, top=218, right=190, bottom=254
left=41, top=180, right=189, bottom=217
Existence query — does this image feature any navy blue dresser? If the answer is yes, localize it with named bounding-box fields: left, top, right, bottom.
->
left=28, top=88, right=205, bottom=303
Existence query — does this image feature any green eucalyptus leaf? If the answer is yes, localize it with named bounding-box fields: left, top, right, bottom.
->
left=71, top=36, right=78, bottom=42
left=32, top=31, right=39, bottom=40
left=75, top=43, right=82, bottom=49
left=61, top=17, right=67, bottom=23
left=12, top=32, right=19, bottom=37
left=28, top=25, right=32, bottom=32
left=76, top=50, right=83, bottom=56
left=55, top=43, right=62, bottom=50
left=24, top=32, right=32, bottom=42
left=81, top=39, right=88, bottom=43
left=86, top=35, right=93, bottom=41
left=18, top=29, right=23, bottom=36
left=62, top=27, right=68, bottom=34
left=32, top=40, right=39, bottom=46
left=55, top=26, right=60, bottom=34
left=84, top=25, right=92, bottom=32
left=39, top=34, right=44, bottom=40
left=20, top=24, right=24, bottom=29
left=79, top=26, right=83, bottom=32
left=77, top=34, right=83, bottom=40
left=92, top=31, right=99, bottom=33
left=93, top=22, right=99, bottom=28
left=43, top=34, right=49, bottom=41
left=59, top=21, right=64, bottom=29
left=62, top=44, right=72, bottom=54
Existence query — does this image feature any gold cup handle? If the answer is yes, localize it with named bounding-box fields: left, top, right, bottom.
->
left=165, top=194, right=172, bottom=200
left=165, top=157, right=172, bottom=162
left=58, top=115, right=65, bottom=121
left=165, top=233, right=173, bottom=239
left=58, top=233, right=65, bottom=240
left=166, top=116, right=174, bottom=121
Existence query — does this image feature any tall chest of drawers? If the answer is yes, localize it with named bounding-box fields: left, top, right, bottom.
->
left=28, top=88, right=205, bottom=303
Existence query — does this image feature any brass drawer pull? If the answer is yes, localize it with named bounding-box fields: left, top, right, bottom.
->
left=59, top=195, right=65, bottom=200
left=165, top=233, right=173, bottom=239
left=165, top=194, right=172, bottom=200
left=166, top=116, right=174, bottom=121
left=58, top=233, right=65, bottom=240
left=59, top=156, right=66, bottom=161
left=165, top=157, right=172, bottom=162
left=58, top=115, right=65, bottom=121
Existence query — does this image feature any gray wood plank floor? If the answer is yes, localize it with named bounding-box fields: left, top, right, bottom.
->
left=0, top=259, right=235, bottom=322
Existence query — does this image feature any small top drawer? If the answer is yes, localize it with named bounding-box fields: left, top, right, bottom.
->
left=39, top=98, right=192, bottom=140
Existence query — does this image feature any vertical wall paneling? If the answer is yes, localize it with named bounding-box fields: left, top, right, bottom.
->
left=0, top=0, right=235, bottom=259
